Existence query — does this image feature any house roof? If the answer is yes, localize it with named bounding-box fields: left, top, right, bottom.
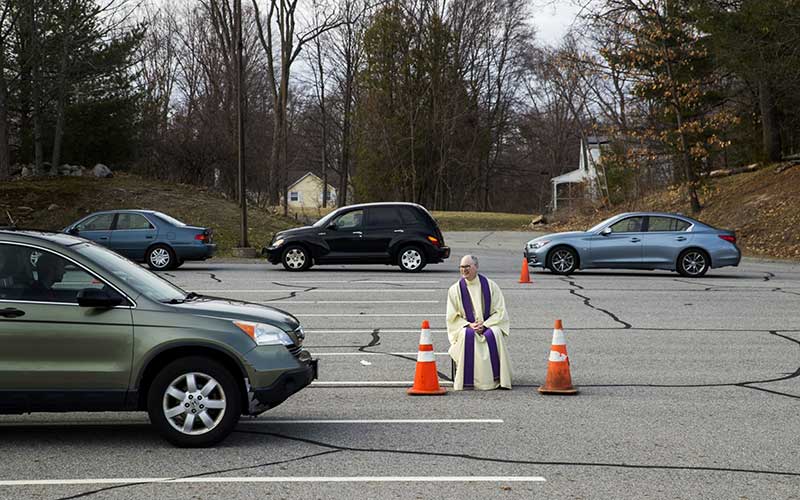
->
left=287, top=172, right=336, bottom=191
left=586, top=136, right=610, bottom=145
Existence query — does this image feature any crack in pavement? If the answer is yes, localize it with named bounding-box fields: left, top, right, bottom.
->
left=232, top=430, right=800, bottom=478
left=54, top=449, right=342, bottom=500
left=561, top=278, right=632, bottom=329
left=259, top=287, right=317, bottom=302
left=208, top=273, right=221, bottom=283
left=476, top=232, right=495, bottom=246
left=763, top=272, right=775, bottom=282
left=357, top=328, right=452, bottom=381
left=272, top=281, right=313, bottom=289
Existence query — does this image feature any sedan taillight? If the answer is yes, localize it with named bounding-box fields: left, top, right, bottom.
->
left=718, top=235, right=736, bottom=244
left=195, top=233, right=208, bottom=242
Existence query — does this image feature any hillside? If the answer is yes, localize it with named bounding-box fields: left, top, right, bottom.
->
left=545, top=163, right=800, bottom=260
left=0, top=174, right=297, bottom=255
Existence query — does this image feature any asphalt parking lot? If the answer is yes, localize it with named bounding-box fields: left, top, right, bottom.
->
left=1, top=231, right=798, bottom=499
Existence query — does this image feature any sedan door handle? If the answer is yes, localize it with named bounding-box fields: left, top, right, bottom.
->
left=0, top=307, right=25, bottom=318
left=99, top=236, right=109, bottom=240
left=145, top=236, right=154, bottom=239
left=675, top=236, right=687, bottom=241
left=394, top=229, right=404, bottom=233
left=630, top=238, right=641, bottom=243
left=317, top=232, right=326, bottom=236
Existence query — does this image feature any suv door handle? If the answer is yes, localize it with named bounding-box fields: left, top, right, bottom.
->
left=0, top=308, right=25, bottom=318
left=394, top=229, right=404, bottom=233
left=352, top=231, right=363, bottom=236
left=630, top=238, right=641, bottom=243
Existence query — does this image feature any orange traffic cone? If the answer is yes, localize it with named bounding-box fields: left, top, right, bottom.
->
left=538, top=319, right=578, bottom=395
left=519, top=258, right=532, bottom=283
left=407, top=320, right=447, bottom=396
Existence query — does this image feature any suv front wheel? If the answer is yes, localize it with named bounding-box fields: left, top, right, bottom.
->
left=398, top=246, right=427, bottom=272
left=147, top=356, right=241, bottom=448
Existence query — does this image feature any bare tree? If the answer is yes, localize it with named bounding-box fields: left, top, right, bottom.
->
left=0, top=0, right=17, bottom=180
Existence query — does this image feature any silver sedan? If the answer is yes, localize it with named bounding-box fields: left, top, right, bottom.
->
left=524, top=212, right=741, bottom=277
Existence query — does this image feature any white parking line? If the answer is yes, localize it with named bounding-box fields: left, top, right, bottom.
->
left=242, top=419, right=503, bottom=424
left=296, top=314, right=446, bottom=317
left=0, top=476, right=545, bottom=486
left=311, top=381, right=453, bottom=386
left=307, top=330, right=446, bottom=334
left=195, top=289, right=439, bottom=293
left=256, top=300, right=439, bottom=304
left=313, top=352, right=448, bottom=356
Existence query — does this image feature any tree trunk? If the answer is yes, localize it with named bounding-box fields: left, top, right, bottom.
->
left=51, top=34, right=71, bottom=170
left=29, top=1, right=44, bottom=174
left=0, top=48, right=9, bottom=180
left=758, top=78, right=782, bottom=162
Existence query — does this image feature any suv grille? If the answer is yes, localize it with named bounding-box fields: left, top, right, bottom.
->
left=287, top=345, right=303, bottom=358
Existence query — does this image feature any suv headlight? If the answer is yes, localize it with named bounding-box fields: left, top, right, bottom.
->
left=272, top=238, right=285, bottom=248
left=529, top=239, right=550, bottom=250
left=234, top=321, right=293, bottom=346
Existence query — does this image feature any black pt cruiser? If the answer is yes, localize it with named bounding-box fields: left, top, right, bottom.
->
left=265, top=202, right=450, bottom=272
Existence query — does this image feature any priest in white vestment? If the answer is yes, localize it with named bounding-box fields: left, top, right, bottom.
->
left=446, top=255, right=512, bottom=390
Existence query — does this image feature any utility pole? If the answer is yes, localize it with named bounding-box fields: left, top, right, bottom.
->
left=235, top=0, right=249, bottom=248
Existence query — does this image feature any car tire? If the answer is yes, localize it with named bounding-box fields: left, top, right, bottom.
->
left=677, top=249, right=709, bottom=277
left=547, top=246, right=578, bottom=275
left=398, top=246, right=427, bottom=272
left=147, top=356, right=241, bottom=448
left=147, top=244, right=176, bottom=271
left=281, top=245, right=311, bottom=271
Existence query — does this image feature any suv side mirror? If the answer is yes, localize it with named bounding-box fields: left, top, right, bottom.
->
left=77, top=288, right=123, bottom=308
left=601, top=227, right=612, bottom=236
left=326, top=223, right=337, bottom=231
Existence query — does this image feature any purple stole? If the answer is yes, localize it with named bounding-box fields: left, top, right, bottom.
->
left=458, top=275, right=501, bottom=387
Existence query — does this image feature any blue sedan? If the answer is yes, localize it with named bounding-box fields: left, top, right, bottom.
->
left=64, top=210, right=216, bottom=270
left=525, top=212, right=741, bottom=277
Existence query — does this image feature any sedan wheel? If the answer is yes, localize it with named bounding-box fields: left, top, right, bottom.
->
left=148, top=245, right=175, bottom=271
left=148, top=357, right=240, bottom=447
left=677, top=249, right=709, bottom=277
left=282, top=245, right=311, bottom=271
left=399, top=246, right=426, bottom=272
left=548, top=247, right=578, bottom=275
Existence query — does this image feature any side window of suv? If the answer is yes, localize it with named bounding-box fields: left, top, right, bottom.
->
left=0, top=247, right=111, bottom=304
left=335, top=210, right=364, bottom=230
left=367, top=207, right=402, bottom=228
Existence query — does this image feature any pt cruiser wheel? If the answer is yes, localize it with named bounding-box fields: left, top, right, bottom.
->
left=677, top=249, right=709, bottom=277
left=281, top=245, right=311, bottom=271
left=147, top=357, right=241, bottom=448
left=547, top=246, right=578, bottom=275
left=398, top=246, right=426, bottom=272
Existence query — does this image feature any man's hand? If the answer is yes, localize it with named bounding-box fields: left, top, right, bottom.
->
left=469, top=320, right=486, bottom=335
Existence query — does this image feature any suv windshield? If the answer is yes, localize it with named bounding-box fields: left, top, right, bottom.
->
left=73, top=242, right=186, bottom=302
left=313, top=209, right=342, bottom=228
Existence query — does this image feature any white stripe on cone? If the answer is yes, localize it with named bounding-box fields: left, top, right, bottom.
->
left=548, top=350, right=568, bottom=362
left=419, top=328, right=432, bottom=345
left=551, top=329, right=566, bottom=345
left=417, top=351, right=436, bottom=363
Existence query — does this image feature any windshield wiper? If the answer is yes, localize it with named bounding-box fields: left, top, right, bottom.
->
left=185, top=291, right=202, bottom=301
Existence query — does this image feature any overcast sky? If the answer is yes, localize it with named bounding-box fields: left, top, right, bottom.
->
left=530, top=1, right=583, bottom=46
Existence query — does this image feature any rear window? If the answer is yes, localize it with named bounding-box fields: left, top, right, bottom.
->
left=368, top=207, right=403, bottom=227
left=399, top=207, right=426, bottom=225
left=647, top=216, right=690, bottom=232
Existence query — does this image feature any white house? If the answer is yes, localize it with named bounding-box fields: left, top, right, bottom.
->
left=286, top=172, right=337, bottom=209
left=551, top=136, right=609, bottom=211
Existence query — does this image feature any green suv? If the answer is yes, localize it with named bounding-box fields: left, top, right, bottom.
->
left=0, top=230, right=317, bottom=447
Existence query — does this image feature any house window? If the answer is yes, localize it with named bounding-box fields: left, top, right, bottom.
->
left=289, top=192, right=300, bottom=202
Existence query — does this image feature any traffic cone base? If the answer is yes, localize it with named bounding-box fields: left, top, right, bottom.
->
left=408, top=320, right=447, bottom=396
left=519, top=258, right=532, bottom=283
left=538, top=319, right=578, bottom=395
